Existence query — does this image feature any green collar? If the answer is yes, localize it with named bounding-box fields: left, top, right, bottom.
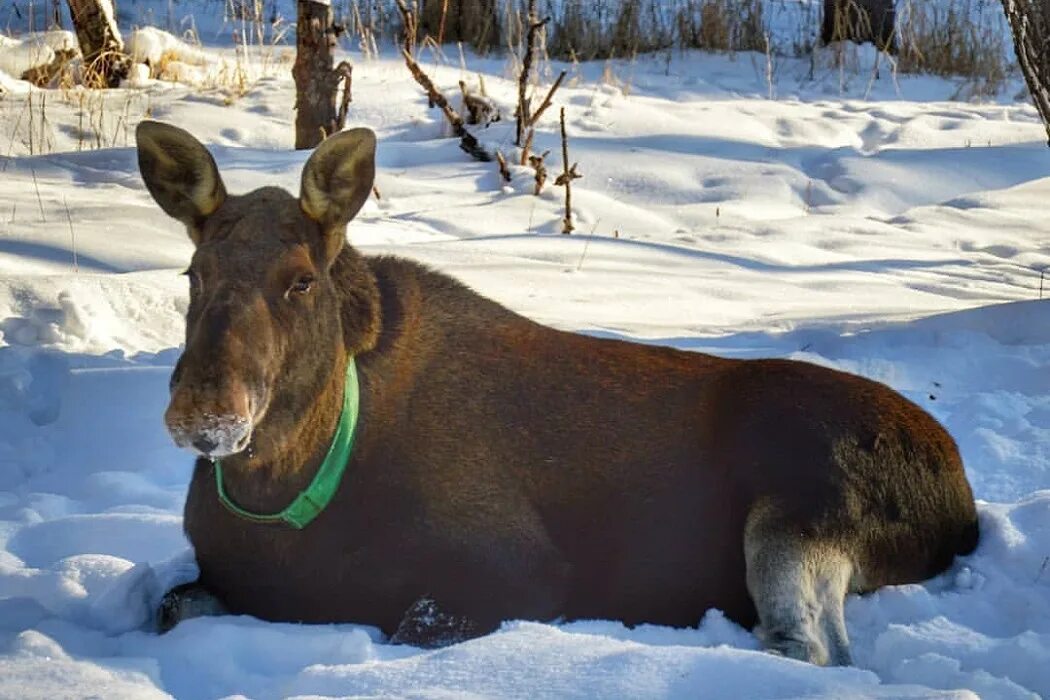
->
left=213, top=357, right=360, bottom=530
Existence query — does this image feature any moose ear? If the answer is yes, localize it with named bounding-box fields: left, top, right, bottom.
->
left=136, top=121, right=227, bottom=244
left=299, top=128, right=376, bottom=262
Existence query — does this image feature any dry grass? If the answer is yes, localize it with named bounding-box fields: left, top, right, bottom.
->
left=366, top=0, right=1013, bottom=91
left=1, top=9, right=293, bottom=157
left=547, top=0, right=675, bottom=61
left=676, top=0, right=766, bottom=53
left=0, top=0, right=1019, bottom=159
left=896, top=0, right=1010, bottom=96
left=0, top=83, right=152, bottom=160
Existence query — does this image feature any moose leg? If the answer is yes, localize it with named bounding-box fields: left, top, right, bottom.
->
left=156, top=580, right=228, bottom=633
left=390, top=596, right=480, bottom=648
left=388, top=552, right=569, bottom=649
left=744, top=505, right=854, bottom=666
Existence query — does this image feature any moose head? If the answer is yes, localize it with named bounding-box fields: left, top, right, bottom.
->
left=137, top=122, right=381, bottom=467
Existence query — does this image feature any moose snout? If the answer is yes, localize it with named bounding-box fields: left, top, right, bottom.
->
left=165, top=377, right=258, bottom=458
left=167, top=412, right=253, bottom=458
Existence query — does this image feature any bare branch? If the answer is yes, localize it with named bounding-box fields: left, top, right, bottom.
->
left=460, top=79, right=498, bottom=125
left=555, top=107, right=581, bottom=234
left=400, top=47, right=491, bottom=162
left=519, top=127, right=535, bottom=165
left=528, top=150, right=549, bottom=195
left=495, top=150, right=512, bottom=183
left=437, top=0, right=449, bottom=44
left=515, top=0, right=550, bottom=146
left=527, top=70, right=566, bottom=128
left=334, top=61, right=353, bottom=131
left=394, top=0, right=418, bottom=56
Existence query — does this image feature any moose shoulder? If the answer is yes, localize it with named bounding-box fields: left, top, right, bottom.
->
left=137, top=121, right=978, bottom=666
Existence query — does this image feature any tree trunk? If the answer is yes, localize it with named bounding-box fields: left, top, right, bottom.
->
left=419, top=0, right=500, bottom=53
left=294, top=0, right=344, bottom=150
left=66, top=0, right=128, bottom=87
left=821, top=0, right=897, bottom=54
left=1002, top=0, right=1050, bottom=146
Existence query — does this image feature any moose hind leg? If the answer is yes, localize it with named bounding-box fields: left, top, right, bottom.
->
left=744, top=510, right=854, bottom=666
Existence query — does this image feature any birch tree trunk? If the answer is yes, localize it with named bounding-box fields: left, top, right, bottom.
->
left=1002, top=0, right=1050, bottom=146
left=294, top=0, right=345, bottom=149
left=66, top=0, right=128, bottom=87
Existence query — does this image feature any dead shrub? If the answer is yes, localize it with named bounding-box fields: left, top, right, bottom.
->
left=676, top=0, right=765, bottom=53
left=417, top=0, right=502, bottom=55
left=896, top=0, right=1009, bottom=94
left=546, top=0, right=675, bottom=61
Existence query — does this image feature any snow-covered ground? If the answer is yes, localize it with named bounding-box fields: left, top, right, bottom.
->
left=2, top=18, right=1050, bottom=699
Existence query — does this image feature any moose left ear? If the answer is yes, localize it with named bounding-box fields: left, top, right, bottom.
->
left=136, top=121, right=227, bottom=244
left=299, top=128, right=376, bottom=263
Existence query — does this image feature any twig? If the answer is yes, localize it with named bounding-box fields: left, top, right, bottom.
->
left=400, top=49, right=457, bottom=123
left=519, top=128, right=535, bottom=165
left=459, top=79, right=471, bottom=117
left=64, top=196, right=78, bottom=274
left=41, top=91, right=51, bottom=154
left=77, top=91, right=85, bottom=152
left=519, top=69, right=567, bottom=165
left=527, top=70, right=566, bottom=128
left=400, top=48, right=490, bottom=162
left=393, top=0, right=417, bottom=56
left=576, top=218, right=600, bottom=270
left=459, top=79, right=496, bottom=125
left=495, top=150, right=511, bottom=183
left=528, top=151, right=548, bottom=195
left=554, top=107, right=581, bottom=234
left=335, top=61, right=353, bottom=131
left=27, top=91, right=34, bottom=155
left=30, top=164, right=46, bottom=222
left=2, top=94, right=31, bottom=171
left=422, top=35, right=448, bottom=65
left=437, top=0, right=449, bottom=44
left=516, top=0, right=548, bottom=146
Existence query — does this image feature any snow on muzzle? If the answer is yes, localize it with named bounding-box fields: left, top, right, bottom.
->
left=164, top=377, right=264, bottom=458
left=167, top=412, right=252, bottom=458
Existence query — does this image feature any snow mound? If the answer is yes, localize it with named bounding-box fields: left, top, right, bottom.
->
left=0, top=31, right=78, bottom=79
left=285, top=621, right=976, bottom=700
left=1, top=640, right=170, bottom=700
left=127, top=27, right=213, bottom=74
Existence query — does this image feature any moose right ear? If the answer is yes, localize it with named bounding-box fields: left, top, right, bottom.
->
left=136, top=121, right=227, bottom=244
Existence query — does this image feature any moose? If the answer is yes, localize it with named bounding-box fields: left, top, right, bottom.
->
left=138, top=121, right=978, bottom=666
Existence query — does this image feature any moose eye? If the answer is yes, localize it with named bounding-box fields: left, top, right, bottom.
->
left=288, top=274, right=315, bottom=297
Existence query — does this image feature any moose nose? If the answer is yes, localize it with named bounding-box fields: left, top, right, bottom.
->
left=192, top=436, right=218, bottom=455
left=167, top=414, right=253, bottom=458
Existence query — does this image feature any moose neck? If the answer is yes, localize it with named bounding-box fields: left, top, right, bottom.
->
left=212, top=348, right=352, bottom=516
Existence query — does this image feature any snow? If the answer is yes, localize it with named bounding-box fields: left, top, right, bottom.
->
left=126, top=28, right=212, bottom=73
left=2, top=11, right=1050, bottom=699
left=0, top=30, right=77, bottom=79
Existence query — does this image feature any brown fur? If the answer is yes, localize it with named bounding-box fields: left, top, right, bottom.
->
left=821, top=0, right=897, bottom=54
left=138, top=122, right=978, bottom=662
